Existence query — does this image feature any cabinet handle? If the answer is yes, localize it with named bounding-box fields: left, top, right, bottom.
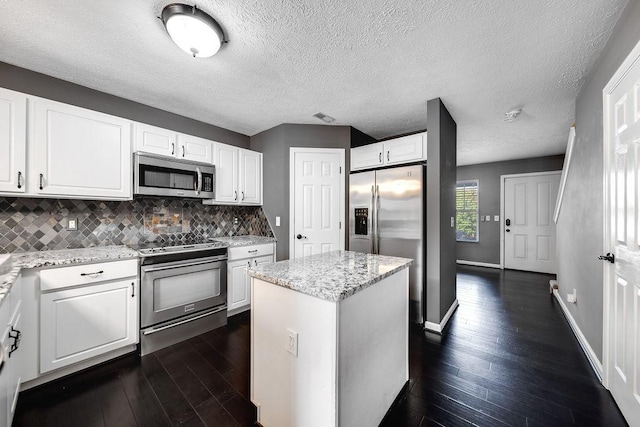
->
left=248, top=249, right=258, bottom=253
left=387, top=151, right=390, bottom=161
left=241, top=191, right=245, bottom=201
left=8, top=327, right=21, bottom=357
left=80, top=270, right=104, bottom=277
left=254, top=259, right=258, bottom=267
left=17, top=171, right=23, bottom=189
left=379, top=152, right=382, bottom=163
left=234, top=190, right=238, bottom=201
left=39, top=173, right=44, bottom=190
left=247, top=261, right=251, bottom=268
left=182, top=146, right=185, bottom=157
left=131, top=282, right=135, bottom=298
left=171, top=143, right=175, bottom=155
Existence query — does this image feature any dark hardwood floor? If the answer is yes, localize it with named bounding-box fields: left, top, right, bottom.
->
left=14, top=266, right=627, bottom=426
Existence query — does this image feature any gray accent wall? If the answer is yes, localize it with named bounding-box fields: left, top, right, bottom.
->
left=457, top=155, right=564, bottom=265
left=425, top=98, right=457, bottom=325
left=250, top=124, right=352, bottom=261
left=557, top=0, right=640, bottom=362
left=0, top=61, right=249, bottom=148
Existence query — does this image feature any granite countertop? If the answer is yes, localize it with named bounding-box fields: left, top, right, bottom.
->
left=0, top=246, right=139, bottom=307
left=247, top=250, right=412, bottom=302
left=210, top=235, right=277, bottom=247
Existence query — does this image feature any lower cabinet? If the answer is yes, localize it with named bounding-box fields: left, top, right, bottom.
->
left=227, top=244, right=275, bottom=314
left=0, top=274, right=22, bottom=427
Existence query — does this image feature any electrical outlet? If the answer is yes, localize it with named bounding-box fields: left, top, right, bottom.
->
left=450, top=217, right=455, bottom=228
left=486, top=215, right=491, bottom=222
left=287, top=328, right=298, bottom=357
left=67, top=218, right=78, bottom=231
left=233, top=217, right=238, bottom=225
left=481, top=216, right=485, bottom=222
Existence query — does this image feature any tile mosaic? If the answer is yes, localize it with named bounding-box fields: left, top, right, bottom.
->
left=0, top=197, right=273, bottom=253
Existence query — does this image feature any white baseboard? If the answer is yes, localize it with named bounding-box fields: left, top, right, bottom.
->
left=424, top=299, right=459, bottom=334
left=552, top=288, right=603, bottom=382
left=456, top=260, right=501, bottom=269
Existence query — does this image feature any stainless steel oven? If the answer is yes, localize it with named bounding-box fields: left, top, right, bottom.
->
left=136, top=242, right=228, bottom=355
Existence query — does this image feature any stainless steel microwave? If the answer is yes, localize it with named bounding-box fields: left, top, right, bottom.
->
left=134, top=153, right=215, bottom=199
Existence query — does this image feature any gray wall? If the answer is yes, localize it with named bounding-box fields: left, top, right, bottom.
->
left=425, top=98, right=457, bottom=325
left=457, top=155, right=564, bottom=265
left=250, top=124, right=352, bottom=261
left=557, top=0, right=640, bottom=362
left=0, top=61, right=249, bottom=148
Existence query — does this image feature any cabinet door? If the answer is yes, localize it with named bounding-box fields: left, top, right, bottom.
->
left=40, top=279, right=138, bottom=373
left=214, top=143, right=239, bottom=203
left=33, top=98, right=132, bottom=200
left=177, top=134, right=213, bottom=163
left=228, top=259, right=250, bottom=312
left=0, top=88, right=26, bottom=194
left=7, top=277, right=21, bottom=427
left=239, top=149, right=262, bottom=205
left=252, top=254, right=274, bottom=268
left=351, top=143, right=383, bottom=171
left=0, top=295, right=10, bottom=427
left=383, top=133, right=425, bottom=165
left=134, top=123, right=177, bottom=157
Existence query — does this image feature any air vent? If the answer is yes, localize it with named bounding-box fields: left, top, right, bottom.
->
left=313, top=112, right=335, bottom=123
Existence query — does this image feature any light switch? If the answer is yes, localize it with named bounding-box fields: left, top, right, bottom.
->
left=275, top=216, right=281, bottom=227
left=480, top=216, right=485, bottom=222
left=451, top=217, right=455, bottom=228
left=494, top=215, right=499, bottom=222
left=485, top=215, right=490, bottom=222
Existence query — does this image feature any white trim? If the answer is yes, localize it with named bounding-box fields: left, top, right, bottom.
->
left=424, top=299, right=459, bottom=334
left=552, top=288, right=603, bottom=382
left=553, top=126, right=576, bottom=223
left=500, top=170, right=562, bottom=271
left=601, top=37, right=640, bottom=390
left=289, top=147, right=346, bottom=259
left=456, top=260, right=501, bottom=269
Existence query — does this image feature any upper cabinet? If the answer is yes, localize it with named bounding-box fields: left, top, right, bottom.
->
left=351, top=132, right=427, bottom=171
left=32, top=98, right=132, bottom=200
left=0, top=88, right=27, bottom=193
left=207, top=143, right=262, bottom=205
left=134, top=123, right=212, bottom=163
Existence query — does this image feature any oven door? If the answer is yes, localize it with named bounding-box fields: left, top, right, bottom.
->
left=140, top=256, right=227, bottom=328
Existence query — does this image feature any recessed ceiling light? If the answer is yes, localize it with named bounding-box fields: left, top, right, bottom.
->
left=161, top=3, right=226, bottom=58
left=503, top=109, right=522, bottom=122
left=313, top=112, right=335, bottom=123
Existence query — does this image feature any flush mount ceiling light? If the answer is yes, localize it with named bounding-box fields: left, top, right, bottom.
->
left=161, top=3, right=226, bottom=58
left=313, top=112, right=336, bottom=123
left=503, top=108, right=522, bottom=122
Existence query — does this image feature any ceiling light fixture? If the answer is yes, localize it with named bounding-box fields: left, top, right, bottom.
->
left=313, top=112, right=336, bottom=123
left=503, top=108, right=522, bottom=122
left=161, top=3, right=226, bottom=58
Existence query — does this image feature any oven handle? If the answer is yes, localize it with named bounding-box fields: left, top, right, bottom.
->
left=142, top=305, right=226, bottom=336
left=141, top=256, right=227, bottom=273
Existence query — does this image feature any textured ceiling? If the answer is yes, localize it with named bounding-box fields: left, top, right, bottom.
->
left=0, top=0, right=628, bottom=165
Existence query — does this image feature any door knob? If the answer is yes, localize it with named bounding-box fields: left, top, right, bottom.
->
left=598, top=253, right=615, bottom=263
left=296, top=234, right=307, bottom=240
left=506, top=219, right=511, bottom=226
left=506, top=229, right=510, bottom=232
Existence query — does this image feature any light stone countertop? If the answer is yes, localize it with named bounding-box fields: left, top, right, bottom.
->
left=210, top=235, right=277, bottom=247
left=0, top=246, right=139, bottom=307
left=247, top=250, right=413, bottom=302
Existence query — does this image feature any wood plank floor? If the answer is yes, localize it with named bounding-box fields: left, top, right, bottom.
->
left=14, top=266, right=627, bottom=426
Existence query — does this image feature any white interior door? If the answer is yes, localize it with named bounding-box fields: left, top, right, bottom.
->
left=503, top=171, right=561, bottom=273
left=603, top=40, right=640, bottom=426
left=290, top=148, right=345, bottom=259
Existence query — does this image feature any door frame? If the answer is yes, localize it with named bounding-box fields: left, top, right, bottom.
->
left=499, top=170, right=562, bottom=270
left=601, top=38, right=640, bottom=390
left=289, top=147, right=346, bottom=259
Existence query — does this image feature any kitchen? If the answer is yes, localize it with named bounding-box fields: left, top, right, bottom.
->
left=0, top=1, right=638, bottom=426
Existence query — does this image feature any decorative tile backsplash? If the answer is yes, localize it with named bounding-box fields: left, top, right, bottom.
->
left=0, top=197, right=274, bottom=253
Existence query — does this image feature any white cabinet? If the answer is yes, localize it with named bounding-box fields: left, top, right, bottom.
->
left=32, top=97, right=132, bottom=200
left=0, top=274, right=22, bottom=427
left=0, top=88, right=27, bottom=194
left=227, top=243, right=275, bottom=314
left=39, top=259, right=138, bottom=374
left=351, top=132, right=427, bottom=171
left=134, top=122, right=213, bottom=163
left=209, top=143, right=262, bottom=205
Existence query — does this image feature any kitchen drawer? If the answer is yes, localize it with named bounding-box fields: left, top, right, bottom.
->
left=40, top=259, right=137, bottom=292
left=228, top=244, right=274, bottom=261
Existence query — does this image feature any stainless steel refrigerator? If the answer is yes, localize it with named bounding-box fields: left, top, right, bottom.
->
left=349, top=164, right=425, bottom=324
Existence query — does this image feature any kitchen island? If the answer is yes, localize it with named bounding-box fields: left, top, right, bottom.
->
left=247, top=250, right=413, bottom=427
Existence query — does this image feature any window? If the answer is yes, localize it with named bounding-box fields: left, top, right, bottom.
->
left=456, top=180, right=479, bottom=242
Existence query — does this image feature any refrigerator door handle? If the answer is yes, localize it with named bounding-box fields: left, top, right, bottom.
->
left=374, top=184, right=380, bottom=254
left=371, top=185, right=376, bottom=254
